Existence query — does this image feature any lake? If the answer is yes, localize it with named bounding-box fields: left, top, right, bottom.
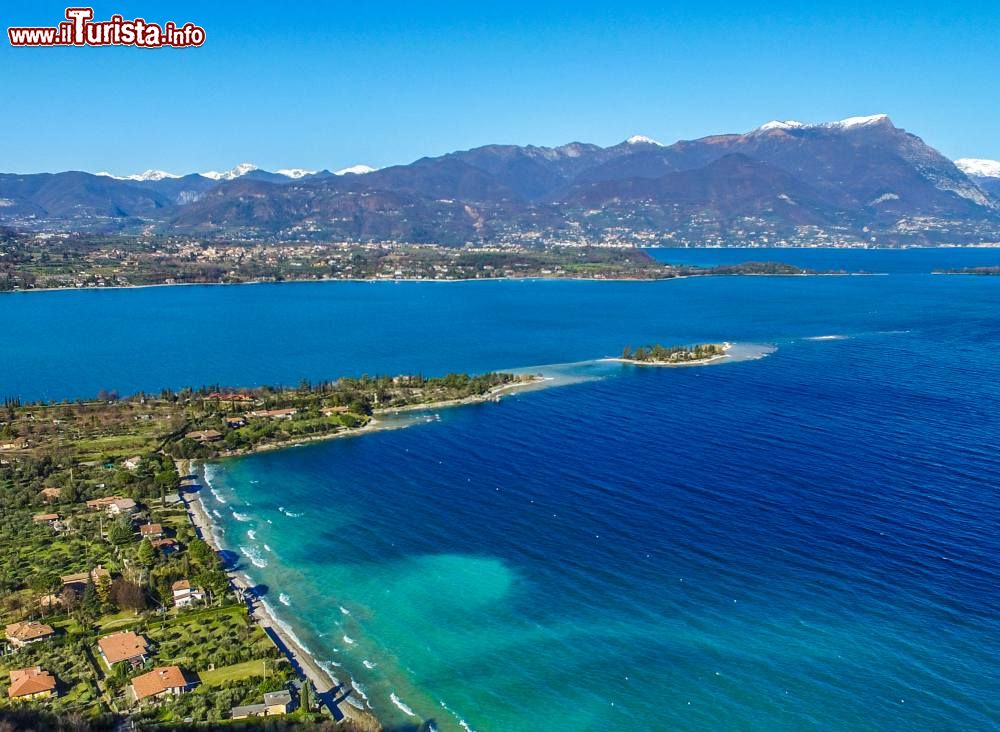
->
left=3, top=248, right=999, bottom=730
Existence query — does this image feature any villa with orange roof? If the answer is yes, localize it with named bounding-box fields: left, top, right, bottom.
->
left=7, top=667, right=57, bottom=700
left=97, top=631, right=150, bottom=668
left=129, top=666, right=190, bottom=703
left=5, top=621, right=55, bottom=648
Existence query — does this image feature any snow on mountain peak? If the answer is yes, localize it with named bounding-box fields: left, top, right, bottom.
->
left=955, top=158, right=1000, bottom=178
left=276, top=168, right=317, bottom=179
left=334, top=164, right=377, bottom=175
left=625, top=135, right=664, bottom=146
left=201, top=163, right=258, bottom=181
left=96, top=169, right=179, bottom=181
left=756, top=120, right=806, bottom=132
left=750, top=114, right=892, bottom=135
left=826, top=114, right=891, bottom=129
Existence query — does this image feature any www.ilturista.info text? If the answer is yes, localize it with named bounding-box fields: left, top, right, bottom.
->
left=8, top=7, right=205, bottom=48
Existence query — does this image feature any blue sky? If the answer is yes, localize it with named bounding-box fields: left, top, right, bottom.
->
left=2, top=1, right=998, bottom=174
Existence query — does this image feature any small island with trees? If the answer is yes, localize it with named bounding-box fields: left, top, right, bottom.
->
left=614, top=343, right=730, bottom=366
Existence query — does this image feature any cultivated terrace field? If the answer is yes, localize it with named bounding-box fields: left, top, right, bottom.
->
left=0, top=372, right=522, bottom=729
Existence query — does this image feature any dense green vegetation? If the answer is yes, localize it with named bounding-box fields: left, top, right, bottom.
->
left=0, top=367, right=534, bottom=729
left=620, top=343, right=728, bottom=363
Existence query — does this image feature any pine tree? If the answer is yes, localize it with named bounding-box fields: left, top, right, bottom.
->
left=137, top=538, right=156, bottom=568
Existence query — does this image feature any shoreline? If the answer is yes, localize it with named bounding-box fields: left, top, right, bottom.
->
left=604, top=353, right=730, bottom=367
left=603, top=342, right=734, bottom=368
left=171, top=378, right=546, bottom=727
left=209, top=375, right=548, bottom=461
left=0, top=269, right=884, bottom=296
left=374, top=374, right=550, bottom=413
left=177, top=460, right=376, bottom=727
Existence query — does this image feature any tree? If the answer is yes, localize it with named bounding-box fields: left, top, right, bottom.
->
left=187, top=538, right=214, bottom=568
left=59, top=586, right=80, bottom=614
left=137, top=538, right=156, bottom=568
left=79, top=580, right=101, bottom=621
left=301, top=678, right=312, bottom=712
left=111, top=579, right=146, bottom=614
left=62, top=478, right=80, bottom=504
left=194, top=568, right=228, bottom=600
left=108, top=515, right=134, bottom=545
left=28, top=572, right=58, bottom=596
left=95, top=573, right=113, bottom=606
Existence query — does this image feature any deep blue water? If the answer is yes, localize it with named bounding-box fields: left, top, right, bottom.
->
left=2, top=250, right=1000, bottom=730
left=3, top=247, right=1000, bottom=402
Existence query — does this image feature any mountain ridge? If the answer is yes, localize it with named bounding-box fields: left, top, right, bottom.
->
left=2, top=115, right=998, bottom=246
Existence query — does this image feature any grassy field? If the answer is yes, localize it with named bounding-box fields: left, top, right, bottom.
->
left=198, top=659, right=268, bottom=687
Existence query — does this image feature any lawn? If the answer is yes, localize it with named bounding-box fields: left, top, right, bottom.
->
left=197, top=659, right=267, bottom=686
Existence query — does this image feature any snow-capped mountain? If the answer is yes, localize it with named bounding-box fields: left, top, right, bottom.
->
left=275, top=168, right=317, bottom=179
left=625, top=135, right=664, bottom=146
left=956, top=158, right=1000, bottom=178
left=5, top=115, right=998, bottom=245
left=96, top=169, right=180, bottom=181
left=334, top=164, right=377, bottom=175
left=95, top=163, right=377, bottom=182
left=752, top=114, right=890, bottom=134
left=201, top=163, right=259, bottom=181
left=755, top=120, right=807, bottom=132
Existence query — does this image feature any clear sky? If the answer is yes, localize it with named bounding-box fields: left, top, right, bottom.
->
left=2, top=1, right=998, bottom=174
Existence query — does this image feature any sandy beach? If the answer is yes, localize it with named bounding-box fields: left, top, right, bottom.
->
left=167, top=375, right=549, bottom=729
left=176, top=461, right=376, bottom=728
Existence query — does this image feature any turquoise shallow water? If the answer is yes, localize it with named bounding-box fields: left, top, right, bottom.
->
left=3, top=249, right=1000, bottom=730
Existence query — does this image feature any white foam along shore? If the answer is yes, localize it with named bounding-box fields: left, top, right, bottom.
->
left=176, top=460, right=373, bottom=727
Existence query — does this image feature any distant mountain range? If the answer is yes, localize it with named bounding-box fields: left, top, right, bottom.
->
left=1, top=115, right=998, bottom=246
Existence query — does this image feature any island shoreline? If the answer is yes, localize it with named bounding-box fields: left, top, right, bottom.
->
left=0, top=269, right=884, bottom=296
left=604, top=342, right=734, bottom=367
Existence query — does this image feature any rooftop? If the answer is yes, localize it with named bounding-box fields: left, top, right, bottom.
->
left=5, top=621, right=55, bottom=643
left=98, top=631, right=149, bottom=664
left=61, top=565, right=111, bottom=586
left=131, top=666, right=187, bottom=700
left=8, top=667, right=56, bottom=698
left=264, top=689, right=293, bottom=706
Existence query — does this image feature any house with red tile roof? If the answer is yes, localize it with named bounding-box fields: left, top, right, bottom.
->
left=8, top=667, right=57, bottom=700
left=98, top=631, right=149, bottom=667
left=130, top=666, right=190, bottom=703
left=5, top=621, right=55, bottom=648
